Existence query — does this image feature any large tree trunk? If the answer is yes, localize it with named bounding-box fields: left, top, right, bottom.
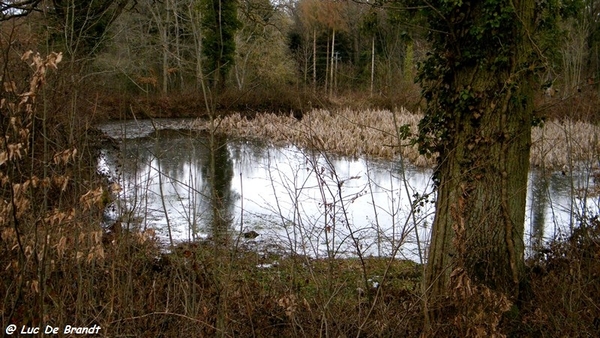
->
left=424, top=75, right=533, bottom=295
left=420, top=0, right=536, bottom=332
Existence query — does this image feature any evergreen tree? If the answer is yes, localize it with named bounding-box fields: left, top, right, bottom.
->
left=201, top=0, right=240, bottom=90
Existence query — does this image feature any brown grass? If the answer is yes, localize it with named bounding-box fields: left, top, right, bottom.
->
left=531, top=119, right=600, bottom=169
left=192, top=108, right=434, bottom=166
left=513, top=218, right=600, bottom=337
left=191, top=108, right=600, bottom=170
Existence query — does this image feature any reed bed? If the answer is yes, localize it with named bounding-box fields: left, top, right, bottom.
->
left=531, top=119, right=600, bottom=169
left=191, top=109, right=600, bottom=170
left=193, top=108, right=433, bottom=166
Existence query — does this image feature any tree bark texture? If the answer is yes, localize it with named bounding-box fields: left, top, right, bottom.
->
left=419, top=0, right=536, bottom=320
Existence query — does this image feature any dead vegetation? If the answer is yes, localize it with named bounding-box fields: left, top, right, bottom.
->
left=191, top=108, right=600, bottom=170
left=531, top=119, right=600, bottom=169
left=192, top=108, right=432, bottom=166
left=1, top=51, right=599, bottom=337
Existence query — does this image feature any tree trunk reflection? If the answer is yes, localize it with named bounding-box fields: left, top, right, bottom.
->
left=202, top=133, right=234, bottom=245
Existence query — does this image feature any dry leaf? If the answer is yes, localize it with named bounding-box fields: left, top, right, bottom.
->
left=21, top=50, right=33, bottom=61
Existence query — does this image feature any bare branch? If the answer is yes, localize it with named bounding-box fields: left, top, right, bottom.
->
left=0, top=0, right=43, bottom=21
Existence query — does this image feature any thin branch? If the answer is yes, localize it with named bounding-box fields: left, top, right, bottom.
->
left=0, top=0, right=43, bottom=21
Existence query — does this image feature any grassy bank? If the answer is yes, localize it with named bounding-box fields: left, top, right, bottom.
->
left=3, top=212, right=598, bottom=336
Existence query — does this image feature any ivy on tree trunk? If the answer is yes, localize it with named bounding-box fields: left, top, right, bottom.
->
left=201, top=0, right=240, bottom=91
left=417, top=0, right=537, bottom=331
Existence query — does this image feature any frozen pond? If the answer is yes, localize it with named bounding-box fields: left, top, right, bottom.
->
left=97, top=119, right=598, bottom=262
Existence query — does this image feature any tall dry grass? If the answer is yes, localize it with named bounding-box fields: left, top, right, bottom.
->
left=531, top=119, right=600, bottom=169
left=192, top=109, right=600, bottom=170
left=192, top=108, right=433, bottom=166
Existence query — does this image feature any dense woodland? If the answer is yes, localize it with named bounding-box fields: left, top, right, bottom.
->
left=0, top=0, right=598, bottom=117
left=1, top=0, right=600, bottom=337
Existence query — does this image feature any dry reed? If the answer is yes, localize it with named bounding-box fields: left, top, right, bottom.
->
left=191, top=109, right=600, bottom=170
left=531, top=119, right=600, bottom=169
left=192, top=108, right=433, bottom=166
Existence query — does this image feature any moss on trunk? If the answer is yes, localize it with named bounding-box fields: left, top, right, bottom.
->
left=418, top=0, right=536, bottom=330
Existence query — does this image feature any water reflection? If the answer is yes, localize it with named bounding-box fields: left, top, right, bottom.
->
left=201, top=134, right=234, bottom=244
left=98, top=119, right=596, bottom=261
left=528, top=169, right=549, bottom=257
left=525, top=161, right=600, bottom=258
left=106, top=129, right=230, bottom=242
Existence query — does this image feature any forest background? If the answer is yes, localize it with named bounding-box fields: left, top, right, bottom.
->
left=2, top=0, right=599, bottom=119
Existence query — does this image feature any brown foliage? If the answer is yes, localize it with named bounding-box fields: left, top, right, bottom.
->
left=513, top=218, right=600, bottom=337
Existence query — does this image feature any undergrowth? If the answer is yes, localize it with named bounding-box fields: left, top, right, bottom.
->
left=515, top=215, right=600, bottom=337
